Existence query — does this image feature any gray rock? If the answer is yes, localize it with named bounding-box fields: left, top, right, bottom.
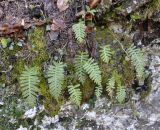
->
left=49, top=31, right=59, bottom=41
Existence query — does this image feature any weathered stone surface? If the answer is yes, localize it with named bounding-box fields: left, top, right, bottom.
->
left=120, top=0, right=152, bottom=15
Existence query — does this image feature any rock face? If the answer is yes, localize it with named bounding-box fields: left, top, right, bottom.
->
left=40, top=49, right=160, bottom=130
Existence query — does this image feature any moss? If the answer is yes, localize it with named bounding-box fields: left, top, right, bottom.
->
left=95, top=27, right=114, bottom=43
left=14, top=59, right=26, bottom=74
left=27, top=26, right=63, bottom=115
left=28, top=27, right=45, bottom=50
left=40, top=78, right=64, bottom=116
left=81, top=78, right=95, bottom=102
left=122, top=60, right=135, bottom=86
left=0, top=74, right=6, bottom=83
left=27, top=27, right=49, bottom=67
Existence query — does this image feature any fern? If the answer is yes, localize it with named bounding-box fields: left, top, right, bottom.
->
left=100, top=45, right=112, bottom=63
left=116, top=85, right=126, bottom=103
left=106, top=71, right=126, bottom=103
left=83, top=58, right=102, bottom=98
left=75, top=52, right=89, bottom=84
left=95, top=85, right=103, bottom=98
left=19, top=67, right=39, bottom=107
left=127, top=45, right=146, bottom=78
left=106, top=76, right=115, bottom=98
left=72, top=21, right=86, bottom=43
left=68, top=84, right=82, bottom=106
left=144, top=0, right=160, bottom=18
left=47, top=62, right=66, bottom=100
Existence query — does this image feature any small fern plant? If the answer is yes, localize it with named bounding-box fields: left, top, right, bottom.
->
left=106, top=71, right=126, bottom=103
left=68, top=84, right=82, bottom=106
left=47, top=62, right=66, bottom=100
left=116, top=85, right=126, bottom=103
left=127, top=45, right=146, bottom=79
left=83, top=58, right=102, bottom=98
left=100, top=45, right=112, bottom=64
left=106, top=76, right=115, bottom=98
left=19, top=67, right=40, bottom=107
left=75, top=52, right=89, bottom=84
left=114, top=72, right=126, bottom=103
left=72, top=20, right=86, bottom=43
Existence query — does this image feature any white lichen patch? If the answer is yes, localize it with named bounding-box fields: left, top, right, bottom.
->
left=24, top=107, right=37, bottom=119
left=16, top=125, right=27, bottom=130
left=42, top=115, right=59, bottom=126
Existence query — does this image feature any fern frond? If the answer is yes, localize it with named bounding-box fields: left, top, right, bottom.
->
left=127, top=45, right=146, bottom=78
left=47, top=62, right=66, bottom=100
left=116, top=85, right=126, bottom=103
left=95, top=85, right=103, bottom=98
left=19, top=67, right=39, bottom=107
left=106, top=76, right=115, bottom=98
left=75, top=52, right=89, bottom=84
left=68, top=84, right=82, bottom=106
left=144, top=0, right=160, bottom=18
left=83, top=58, right=102, bottom=86
left=72, top=21, right=86, bottom=43
left=83, top=58, right=102, bottom=97
left=100, top=45, right=112, bottom=63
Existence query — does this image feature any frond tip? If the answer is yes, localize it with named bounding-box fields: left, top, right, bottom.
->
left=19, top=67, right=39, bottom=107
left=83, top=58, right=102, bottom=86
left=75, top=52, right=89, bottom=84
left=106, top=76, right=115, bottom=98
left=127, top=45, right=146, bottom=79
left=83, top=58, right=102, bottom=97
left=95, top=85, right=103, bottom=98
left=47, top=62, right=66, bottom=100
left=116, top=85, right=126, bottom=103
left=68, top=84, right=82, bottom=106
left=100, top=45, right=112, bottom=63
left=72, top=21, right=86, bottom=43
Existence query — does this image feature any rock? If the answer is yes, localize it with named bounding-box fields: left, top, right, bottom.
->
left=48, top=31, right=59, bottom=41
left=85, top=111, right=97, bottom=121
left=16, top=125, right=27, bottom=130
left=0, top=8, right=3, bottom=19
left=120, top=0, right=152, bottom=15
left=42, top=115, right=59, bottom=126
left=23, top=107, right=37, bottom=119
left=0, top=101, right=4, bottom=106
left=59, top=102, right=77, bottom=118
left=94, top=97, right=110, bottom=110
left=81, top=103, right=90, bottom=111
left=109, top=23, right=123, bottom=34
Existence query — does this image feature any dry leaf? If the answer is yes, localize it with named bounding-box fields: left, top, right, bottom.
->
left=51, top=19, right=66, bottom=31
left=57, top=0, right=69, bottom=12
left=89, top=0, right=101, bottom=8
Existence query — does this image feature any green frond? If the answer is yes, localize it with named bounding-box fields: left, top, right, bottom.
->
left=47, top=62, right=66, bottom=100
left=75, top=52, right=89, bottom=84
left=144, top=0, right=160, bottom=18
left=127, top=45, right=146, bottom=79
left=83, top=58, right=102, bottom=86
left=100, top=45, right=112, bottom=63
left=116, top=85, right=126, bottom=103
left=72, top=21, right=86, bottom=43
left=68, top=84, right=82, bottom=106
left=19, top=67, right=39, bottom=107
left=83, top=58, right=102, bottom=97
left=106, top=76, right=115, bottom=98
left=95, top=85, right=103, bottom=98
